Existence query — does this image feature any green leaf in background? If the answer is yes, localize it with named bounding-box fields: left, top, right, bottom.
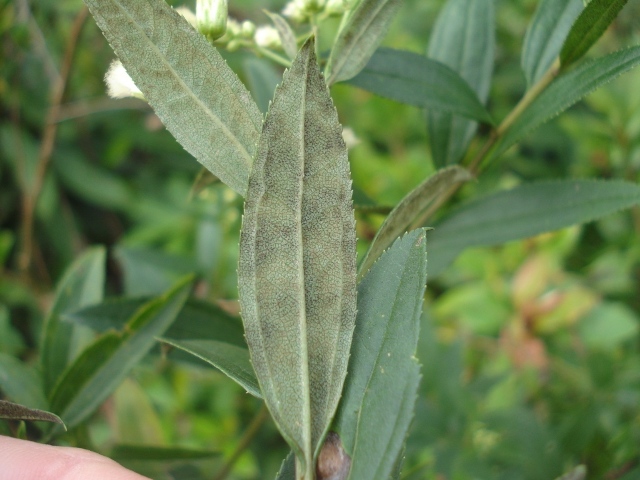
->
left=264, top=11, right=298, bottom=60
left=65, top=297, right=246, bottom=347
left=347, top=49, right=493, bottom=124
left=578, top=302, right=639, bottom=350
left=325, top=0, right=402, bottom=85
left=554, top=465, right=587, bottom=480
left=521, top=0, right=583, bottom=86
left=560, top=0, right=629, bottom=68
left=334, top=229, right=427, bottom=480
left=493, top=46, right=640, bottom=160
left=0, top=399, right=65, bottom=428
left=163, top=339, right=260, bottom=398
left=42, top=246, right=106, bottom=394
left=358, top=166, right=471, bottom=278
left=110, top=444, right=218, bottom=461
left=244, top=58, right=282, bottom=114
left=115, top=246, right=197, bottom=296
left=426, top=0, right=495, bottom=167
left=238, top=38, right=357, bottom=477
left=48, top=276, right=192, bottom=434
left=427, top=179, right=640, bottom=278
left=83, top=0, right=263, bottom=195
left=275, top=451, right=295, bottom=480
left=0, top=353, right=48, bottom=411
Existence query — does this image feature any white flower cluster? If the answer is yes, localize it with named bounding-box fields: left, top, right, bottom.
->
left=105, top=60, right=143, bottom=100
left=254, top=25, right=281, bottom=49
left=282, top=0, right=351, bottom=22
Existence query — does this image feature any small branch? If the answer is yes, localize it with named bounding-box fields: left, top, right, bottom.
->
left=412, top=58, right=562, bottom=228
left=18, top=5, right=89, bottom=275
left=213, top=403, right=269, bottom=480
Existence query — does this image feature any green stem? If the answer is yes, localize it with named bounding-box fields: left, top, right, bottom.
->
left=255, top=46, right=292, bottom=67
left=411, top=58, right=562, bottom=228
left=213, top=404, right=269, bottom=480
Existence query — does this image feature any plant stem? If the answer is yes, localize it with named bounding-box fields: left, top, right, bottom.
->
left=18, top=5, right=88, bottom=276
left=213, top=404, right=269, bottom=480
left=255, top=46, right=292, bottom=67
left=411, top=58, right=562, bottom=229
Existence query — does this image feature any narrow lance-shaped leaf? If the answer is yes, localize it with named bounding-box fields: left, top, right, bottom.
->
left=427, top=179, right=640, bottom=278
left=0, top=400, right=65, bottom=429
left=560, top=0, right=629, bottom=68
left=162, top=338, right=260, bottom=398
left=239, top=38, right=357, bottom=478
left=492, top=46, right=640, bottom=160
left=426, top=0, right=495, bottom=167
left=83, top=0, right=262, bottom=195
left=521, top=0, right=583, bottom=86
left=264, top=11, right=298, bottom=61
left=42, top=247, right=105, bottom=394
left=358, top=166, right=471, bottom=278
left=334, top=229, right=427, bottom=480
left=0, top=353, right=48, bottom=412
left=347, top=49, right=493, bottom=123
left=325, top=0, right=402, bottom=85
left=48, top=276, right=192, bottom=434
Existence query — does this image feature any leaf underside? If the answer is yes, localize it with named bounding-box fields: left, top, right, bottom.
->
left=238, top=38, right=357, bottom=473
left=84, top=0, right=262, bottom=195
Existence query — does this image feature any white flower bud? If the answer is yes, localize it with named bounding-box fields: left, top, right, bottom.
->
left=282, top=0, right=309, bottom=23
left=241, top=20, right=256, bottom=38
left=342, top=127, right=360, bottom=150
left=254, top=25, right=281, bottom=49
left=324, top=0, right=348, bottom=15
left=197, top=0, right=228, bottom=40
left=105, top=60, right=143, bottom=100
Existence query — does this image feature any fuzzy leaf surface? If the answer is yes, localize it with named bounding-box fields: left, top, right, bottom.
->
left=238, top=38, right=357, bottom=472
left=560, top=0, right=629, bottom=68
left=48, top=276, right=192, bottom=433
left=0, top=400, right=65, bottom=428
left=348, top=49, right=492, bottom=123
left=325, top=0, right=402, bottom=85
left=493, top=46, right=640, bottom=159
left=359, top=166, right=471, bottom=278
left=427, top=180, right=640, bottom=277
left=522, top=0, right=583, bottom=86
left=42, top=247, right=105, bottom=394
left=163, top=339, right=260, bottom=397
left=334, top=230, right=427, bottom=480
left=83, top=0, right=262, bottom=195
left=426, top=0, right=494, bottom=167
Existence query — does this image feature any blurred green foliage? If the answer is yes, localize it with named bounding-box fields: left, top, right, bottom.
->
left=1, top=0, right=640, bottom=478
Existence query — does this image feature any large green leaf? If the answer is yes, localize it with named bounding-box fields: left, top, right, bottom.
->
left=358, top=166, right=471, bottom=278
left=65, top=297, right=246, bottom=347
left=48, top=276, right=192, bottom=433
left=42, top=247, right=106, bottom=394
left=493, top=46, right=640, bottom=159
left=325, top=0, right=402, bottom=85
left=347, top=49, right=493, bottom=123
left=334, top=229, right=426, bottom=480
left=426, top=0, right=495, bottom=167
left=0, top=353, right=47, bottom=411
left=521, top=0, right=583, bottom=86
left=83, top=0, right=262, bottom=195
left=560, top=0, right=629, bottom=68
left=238, top=39, right=357, bottom=477
left=163, top=339, right=260, bottom=398
left=427, top=179, right=640, bottom=278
